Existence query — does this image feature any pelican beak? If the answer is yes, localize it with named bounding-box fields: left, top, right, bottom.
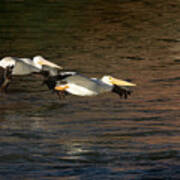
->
left=54, top=85, right=69, bottom=91
left=110, top=77, right=136, bottom=86
left=38, top=59, right=63, bottom=69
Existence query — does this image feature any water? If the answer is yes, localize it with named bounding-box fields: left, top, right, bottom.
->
left=0, top=0, right=180, bottom=179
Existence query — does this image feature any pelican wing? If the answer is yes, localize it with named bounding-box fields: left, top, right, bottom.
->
left=63, top=74, right=110, bottom=93
left=65, top=74, right=97, bottom=87
left=19, top=58, right=34, bottom=66
left=13, top=59, right=40, bottom=75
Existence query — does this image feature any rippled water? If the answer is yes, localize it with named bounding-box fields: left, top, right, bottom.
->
left=0, top=0, right=180, bottom=179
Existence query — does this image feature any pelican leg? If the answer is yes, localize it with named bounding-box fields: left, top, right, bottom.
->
left=0, top=80, right=10, bottom=94
left=56, top=90, right=67, bottom=100
left=0, top=83, right=8, bottom=95
left=0, top=67, right=5, bottom=93
left=0, top=66, right=12, bottom=94
left=3, top=83, right=10, bottom=93
left=0, top=87, right=4, bottom=94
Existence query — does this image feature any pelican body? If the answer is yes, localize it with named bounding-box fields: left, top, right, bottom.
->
left=56, top=74, right=112, bottom=96
left=45, top=72, right=136, bottom=99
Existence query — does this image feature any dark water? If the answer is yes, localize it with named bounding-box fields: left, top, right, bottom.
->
left=0, top=0, right=180, bottom=179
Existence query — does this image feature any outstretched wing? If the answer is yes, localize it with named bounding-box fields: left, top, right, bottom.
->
left=13, top=58, right=40, bottom=75
left=63, top=74, right=99, bottom=90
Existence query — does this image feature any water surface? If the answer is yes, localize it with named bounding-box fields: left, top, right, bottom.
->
left=0, top=0, right=180, bottom=179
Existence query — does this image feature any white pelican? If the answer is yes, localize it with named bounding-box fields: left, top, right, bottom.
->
left=0, top=55, right=63, bottom=92
left=20, top=55, right=63, bottom=76
left=0, top=57, right=39, bottom=75
left=0, top=55, right=62, bottom=74
left=53, top=73, right=136, bottom=98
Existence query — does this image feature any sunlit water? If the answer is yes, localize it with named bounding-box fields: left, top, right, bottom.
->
left=0, top=0, right=180, bottom=179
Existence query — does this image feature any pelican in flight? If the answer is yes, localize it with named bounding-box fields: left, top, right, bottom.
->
left=46, top=72, right=136, bottom=98
left=0, top=55, right=62, bottom=75
left=0, top=55, right=62, bottom=92
left=0, top=57, right=39, bottom=75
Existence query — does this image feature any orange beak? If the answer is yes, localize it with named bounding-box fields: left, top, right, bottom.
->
left=54, top=85, right=69, bottom=91
left=38, top=59, right=63, bottom=69
left=110, top=77, right=136, bottom=86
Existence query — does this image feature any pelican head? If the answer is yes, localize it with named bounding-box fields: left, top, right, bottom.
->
left=101, top=75, right=136, bottom=87
left=0, top=57, right=16, bottom=68
left=33, top=55, right=63, bottom=70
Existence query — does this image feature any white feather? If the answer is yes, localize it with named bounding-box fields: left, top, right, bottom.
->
left=66, top=83, right=98, bottom=96
left=0, top=57, right=16, bottom=68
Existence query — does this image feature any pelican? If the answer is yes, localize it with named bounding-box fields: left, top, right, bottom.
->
left=0, top=57, right=39, bottom=75
left=51, top=73, right=136, bottom=98
left=0, top=55, right=62, bottom=74
left=20, top=55, right=63, bottom=76
left=0, top=55, right=63, bottom=92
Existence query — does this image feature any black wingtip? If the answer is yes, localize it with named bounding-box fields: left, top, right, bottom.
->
left=112, top=85, right=132, bottom=99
